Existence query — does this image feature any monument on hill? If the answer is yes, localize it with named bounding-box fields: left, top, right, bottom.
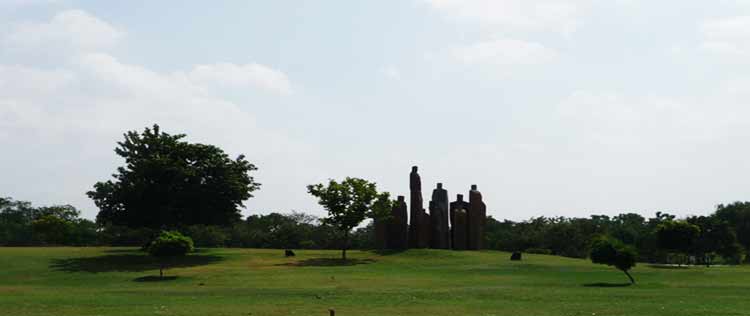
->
left=429, top=183, right=450, bottom=249
left=386, top=196, right=408, bottom=249
left=450, top=194, right=470, bottom=250
left=408, top=166, right=426, bottom=248
left=387, top=166, right=487, bottom=251
left=467, top=185, right=487, bottom=250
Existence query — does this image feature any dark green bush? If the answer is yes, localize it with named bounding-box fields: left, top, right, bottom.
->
left=146, top=231, right=194, bottom=278
left=590, top=236, right=637, bottom=284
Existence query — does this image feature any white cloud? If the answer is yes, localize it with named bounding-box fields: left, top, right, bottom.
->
left=3, top=9, right=122, bottom=53
left=700, top=16, right=750, bottom=58
left=421, top=0, right=585, bottom=34
left=557, top=91, right=735, bottom=146
left=187, top=62, right=292, bottom=95
left=451, top=38, right=558, bottom=66
left=380, top=65, right=401, bottom=80
left=0, top=0, right=62, bottom=7
left=0, top=10, right=310, bottom=217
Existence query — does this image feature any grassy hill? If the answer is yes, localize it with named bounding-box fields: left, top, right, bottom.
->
left=0, top=247, right=748, bottom=316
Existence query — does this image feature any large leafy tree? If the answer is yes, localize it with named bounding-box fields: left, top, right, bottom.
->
left=715, top=202, right=750, bottom=256
left=307, top=177, right=391, bottom=260
left=687, top=215, right=741, bottom=265
left=656, top=220, right=700, bottom=264
left=88, top=125, right=260, bottom=229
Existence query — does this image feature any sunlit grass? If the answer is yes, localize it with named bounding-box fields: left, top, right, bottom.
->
left=0, top=247, right=748, bottom=315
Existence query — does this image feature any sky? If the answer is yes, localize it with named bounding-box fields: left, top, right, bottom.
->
left=2, top=0, right=750, bottom=221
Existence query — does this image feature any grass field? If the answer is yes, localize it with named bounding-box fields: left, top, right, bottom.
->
left=1, top=247, right=749, bottom=316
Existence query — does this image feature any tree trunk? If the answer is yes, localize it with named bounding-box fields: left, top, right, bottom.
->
left=160, top=263, right=164, bottom=279
left=623, top=269, right=635, bottom=284
left=341, top=231, right=349, bottom=261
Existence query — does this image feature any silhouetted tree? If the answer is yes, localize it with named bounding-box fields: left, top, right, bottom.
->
left=88, top=124, right=260, bottom=229
left=656, top=220, right=700, bottom=265
left=715, top=202, right=750, bottom=261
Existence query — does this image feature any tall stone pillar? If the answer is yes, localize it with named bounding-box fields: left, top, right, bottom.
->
left=450, top=194, right=470, bottom=250
left=467, top=184, right=487, bottom=250
left=429, top=183, right=450, bottom=249
left=408, top=166, right=424, bottom=248
left=374, top=217, right=387, bottom=249
left=387, top=196, right=409, bottom=249
left=420, top=209, right=431, bottom=248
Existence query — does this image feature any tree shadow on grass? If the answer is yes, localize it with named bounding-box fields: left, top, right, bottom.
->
left=583, top=282, right=633, bottom=288
left=276, top=258, right=376, bottom=267
left=50, top=254, right=223, bottom=273
left=647, top=264, right=690, bottom=270
left=133, top=276, right=179, bottom=282
left=370, top=249, right=407, bottom=256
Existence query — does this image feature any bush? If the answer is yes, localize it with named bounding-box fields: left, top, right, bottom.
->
left=590, top=236, right=637, bottom=284
left=146, top=231, right=194, bottom=278
left=525, top=248, right=552, bottom=255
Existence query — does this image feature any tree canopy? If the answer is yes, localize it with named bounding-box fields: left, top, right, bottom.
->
left=307, top=177, right=391, bottom=260
left=590, top=236, right=638, bottom=284
left=146, top=230, right=195, bottom=278
left=88, top=125, right=260, bottom=229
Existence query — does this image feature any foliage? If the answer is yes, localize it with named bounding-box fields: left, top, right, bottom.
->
left=88, top=124, right=260, bottom=229
left=146, top=230, right=195, bottom=277
left=307, top=177, right=390, bottom=259
left=31, top=215, right=74, bottom=245
left=656, top=220, right=700, bottom=264
left=686, top=215, right=741, bottom=266
left=590, top=236, right=638, bottom=284
left=0, top=198, right=97, bottom=246
left=715, top=202, right=750, bottom=261
left=182, top=225, right=229, bottom=247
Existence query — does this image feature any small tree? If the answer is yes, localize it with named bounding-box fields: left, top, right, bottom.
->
left=590, top=236, right=637, bottom=284
left=146, top=231, right=194, bottom=278
left=307, top=177, right=390, bottom=260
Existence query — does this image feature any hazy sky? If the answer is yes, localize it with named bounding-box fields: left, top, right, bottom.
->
left=2, top=0, right=750, bottom=221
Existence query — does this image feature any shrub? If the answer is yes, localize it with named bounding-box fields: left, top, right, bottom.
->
left=590, top=236, right=637, bottom=284
left=146, top=231, right=194, bottom=278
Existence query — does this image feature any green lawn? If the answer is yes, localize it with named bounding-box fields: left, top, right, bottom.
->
left=0, top=247, right=748, bottom=316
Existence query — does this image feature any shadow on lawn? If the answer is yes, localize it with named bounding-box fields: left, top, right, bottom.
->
left=50, top=254, right=223, bottom=273
left=583, top=282, right=633, bottom=288
left=133, top=276, right=179, bottom=282
left=370, top=249, right=407, bottom=256
left=276, top=258, right=376, bottom=267
left=647, top=264, right=690, bottom=270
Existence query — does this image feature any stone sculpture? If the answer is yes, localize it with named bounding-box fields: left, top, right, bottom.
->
left=386, top=196, right=409, bottom=249
left=429, top=183, right=450, bottom=249
left=420, top=209, right=431, bottom=248
left=451, top=207, right=468, bottom=250
left=408, top=166, right=426, bottom=248
left=374, top=217, right=387, bottom=249
left=450, top=194, right=470, bottom=250
left=467, top=184, right=486, bottom=250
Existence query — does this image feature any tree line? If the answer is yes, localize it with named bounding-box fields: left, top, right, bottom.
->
left=485, top=203, right=749, bottom=265
left=3, top=124, right=750, bottom=266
